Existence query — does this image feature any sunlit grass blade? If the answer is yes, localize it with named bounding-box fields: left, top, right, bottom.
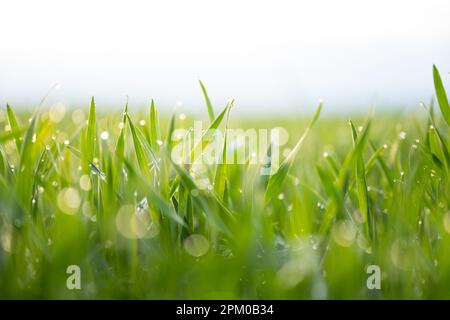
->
left=134, top=124, right=159, bottom=170
left=350, top=120, right=371, bottom=240
left=6, top=103, right=22, bottom=152
left=149, top=99, right=161, bottom=152
left=86, top=97, right=96, bottom=163
left=214, top=101, right=233, bottom=199
left=199, top=80, right=215, bottom=122
left=170, top=160, right=231, bottom=234
left=166, top=113, right=176, bottom=151
left=115, top=100, right=128, bottom=159
left=127, top=114, right=151, bottom=177
left=123, top=160, right=186, bottom=227
left=368, top=141, right=394, bottom=188
left=433, top=65, right=450, bottom=126
left=0, top=128, right=26, bottom=144
left=19, top=114, right=37, bottom=164
left=190, top=102, right=231, bottom=163
left=429, top=125, right=448, bottom=173
left=264, top=101, right=322, bottom=203
left=316, top=165, right=344, bottom=233
left=318, top=121, right=371, bottom=235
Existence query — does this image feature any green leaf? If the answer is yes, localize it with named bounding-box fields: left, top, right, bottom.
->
left=127, top=114, right=151, bottom=177
left=190, top=102, right=231, bottom=163
left=149, top=99, right=160, bottom=152
left=6, top=103, right=22, bottom=152
left=115, top=100, right=128, bottom=160
left=166, top=113, right=176, bottom=151
left=350, top=121, right=371, bottom=240
left=86, top=97, right=96, bottom=162
left=368, top=141, right=394, bottom=189
left=123, top=159, right=186, bottom=227
left=171, top=159, right=231, bottom=234
left=318, top=121, right=371, bottom=235
left=19, top=114, right=37, bottom=165
left=433, top=65, right=450, bottom=126
left=199, top=80, right=215, bottom=122
left=213, top=101, right=234, bottom=198
left=0, top=128, right=26, bottom=144
left=264, top=101, right=322, bottom=202
left=429, top=125, right=448, bottom=173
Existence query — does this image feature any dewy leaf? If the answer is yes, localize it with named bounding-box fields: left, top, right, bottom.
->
left=190, top=101, right=232, bottom=164
left=149, top=99, right=160, bottom=152
left=433, top=65, right=450, bottom=126
left=0, top=128, right=26, bottom=144
left=264, top=101, right=322, bottom=203
left=19, top=114, right=37, bottom=166
left=127, top=114, right=151, bottom=176
left=86, top=97, right=97, bottom=162
left=199, top=80, right=215, bottom=122
left=350, top=120, right=371, bottom=240
left=89, top=162, right=107, bottom=181
left=214, top=104, right=233, bottom=199
left=429, top=125, right=449, bottom=173
left=115, top=100, right=128, bottom=160
left=166, top=113, right=176, bottom=151
left=123, top=159, right=186, bottom=227
left=6, top=103, right=22, bottom=152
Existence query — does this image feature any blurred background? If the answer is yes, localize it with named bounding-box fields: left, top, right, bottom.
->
left=0, top=0, right=449, bottom=115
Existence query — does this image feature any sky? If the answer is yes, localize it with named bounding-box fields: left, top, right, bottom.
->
left=0, top=0, right=449, bottom=115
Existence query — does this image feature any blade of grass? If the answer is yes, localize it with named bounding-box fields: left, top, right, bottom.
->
left=199, top=80, right=215, bottom=122
left=433, top=65, right=450, bottom=126
left=264, top=101, right=322, bottom=203
left=350, top=121, right=371, bottom=240
left=127, top=114, right=151, bottom=177
left=6, top=103, right=22, bottom=152
left=115, top=99, right=128, bottom=160
left=214, top=100, right=234, bottom=199
left=86, top=97, right=96, bottom=163
left=190, top=102, right=230, bottom=163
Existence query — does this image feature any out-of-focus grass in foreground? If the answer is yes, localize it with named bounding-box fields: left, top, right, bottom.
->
left=0, top=67, right=449, bottom=299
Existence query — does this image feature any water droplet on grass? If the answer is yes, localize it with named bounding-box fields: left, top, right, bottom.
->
left=79, top=174, right=92, bottom=191
left=183, top=234, right=210, bottom=257
left=89, top=163, right=106, bottom=181
left=100, top=131, right=109, bottom=140
left=57, top=187, right=81, bottom=215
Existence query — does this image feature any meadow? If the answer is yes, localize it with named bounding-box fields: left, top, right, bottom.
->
left=0, top=66, right=449, bottom=299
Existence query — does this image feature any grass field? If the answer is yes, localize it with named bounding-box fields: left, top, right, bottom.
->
left=0, top=66, right=449, bottom=299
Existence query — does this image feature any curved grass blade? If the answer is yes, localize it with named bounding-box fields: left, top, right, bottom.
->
left=6, top=103, right=22, bottom=152
left=318, top=121, right=372, bottom=235
left=127, top=114, right=152, bottom=177
left=149, top=99, right=161, bottom=152
left=264, top=101, right=322, bottom=203
left=115, top=99, right=128, bottom=159
left=433, top=65, right=450, bottom=126
left=0, top=128, right=26, bottom=144
left=429, top=125, right=449, bottom=173
left=123, top=159, right=186, bottom=227
left=214, top=100, right=234, bottom=198
left=350, top=121, right=371, bottom=240
left=190, top=102, right=230, bottom=163
left=87, top=97, right=96, bottom=161
left=199, top=80, right=215, bottom=122
left=166, top=113, right=176, bottom=151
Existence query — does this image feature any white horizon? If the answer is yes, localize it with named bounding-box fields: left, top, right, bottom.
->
left=1, top=0, right=449, bottom=115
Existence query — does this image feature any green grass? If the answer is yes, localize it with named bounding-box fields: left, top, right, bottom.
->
left=0, top=66, right=449, bottom=299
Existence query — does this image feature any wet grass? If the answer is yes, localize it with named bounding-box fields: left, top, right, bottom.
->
left=0, top=66, right=449, bottom=299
